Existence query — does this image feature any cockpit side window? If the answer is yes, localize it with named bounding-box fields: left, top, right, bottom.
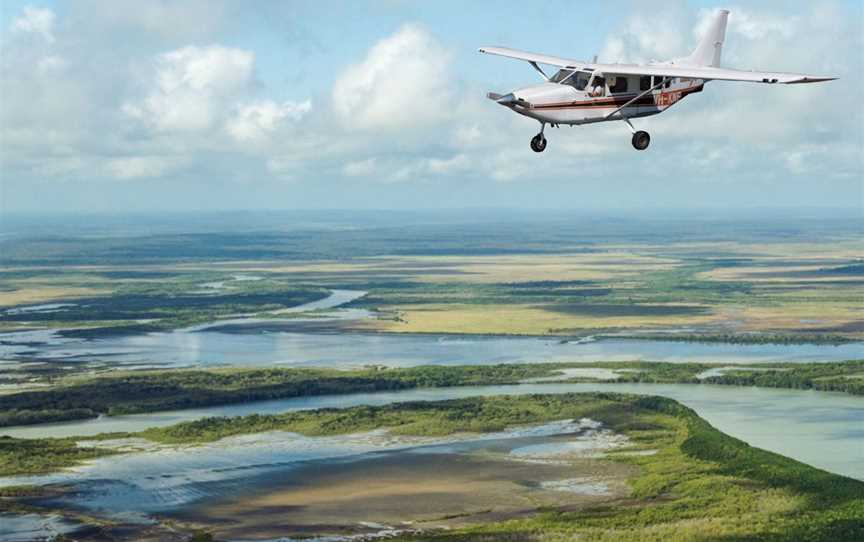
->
left=550, top=69, right=570, bottom=83
left=574, top=72, right=590, bottom=90
left=551, top=69, right=592, bottom=91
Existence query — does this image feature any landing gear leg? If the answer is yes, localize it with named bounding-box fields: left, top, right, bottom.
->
left=624, top=118, right=650, bottom=151
left=530, top=123, right=547, bottom=153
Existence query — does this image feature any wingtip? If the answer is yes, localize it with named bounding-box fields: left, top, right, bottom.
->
left=785, top=76, right=838, bottom=84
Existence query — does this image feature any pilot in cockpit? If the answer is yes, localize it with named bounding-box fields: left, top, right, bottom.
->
left=589, top=75, right=606, bottom=97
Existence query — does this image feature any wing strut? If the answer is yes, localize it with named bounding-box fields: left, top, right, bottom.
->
left=529, top=61, right=549, bottom=81
left=604, top=77, right=667, bottom=120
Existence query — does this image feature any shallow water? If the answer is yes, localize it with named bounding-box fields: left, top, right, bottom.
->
left=3, top=326, right=862, bottom=371
left=0, top=513, right=79, bottom=541
left=0, top=420, right=599, bottom=521
left=3, top=382, right=862, bottom=481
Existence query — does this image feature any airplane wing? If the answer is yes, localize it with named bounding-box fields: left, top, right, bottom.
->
left=478, top=46, right=835, bottom=84
left=478, top=46, right=581, bottom=69
left=587, top=63, right=836, bottom=84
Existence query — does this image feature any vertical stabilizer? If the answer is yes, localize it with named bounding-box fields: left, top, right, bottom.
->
left=687, top=9, right=729, bottom=67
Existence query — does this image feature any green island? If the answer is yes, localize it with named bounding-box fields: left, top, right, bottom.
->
left=2, top=360, right=862, bottom=428
left=1, top=393, right=862, bottom=541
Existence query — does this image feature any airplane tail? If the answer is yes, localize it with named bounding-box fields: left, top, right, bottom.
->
left=686, top=9, right=729, bottom=67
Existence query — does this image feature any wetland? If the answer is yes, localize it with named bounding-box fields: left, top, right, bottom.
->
left=1, top=211, right=863, bottom=540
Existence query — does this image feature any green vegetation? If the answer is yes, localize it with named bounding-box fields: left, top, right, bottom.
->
left=702, top=361, right=864, bottom=395
left=3, top=361, right=862, bottom=428
left=0, top=276, right=329, bottom=332
left=566, top=360, right=864, bottom=395
left=0, top=436, right=116, bottom=477
left=615, top=332, right=857, bottom=345
left=382, top=394, right=864, bottom=542
left=3, top=213, right=863, bottom=341
left=139, top=393, right=630, bottom=444
left=4, top=393, right=861, bottom=540
left=0, top=365, right=556, bottom=427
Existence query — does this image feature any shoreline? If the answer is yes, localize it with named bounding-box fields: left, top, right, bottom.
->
left=1, top=359, right=862, bottom=432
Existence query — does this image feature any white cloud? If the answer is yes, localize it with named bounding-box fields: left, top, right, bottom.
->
left=452, top=125, right=483, bottom=147
left=1, top=2, right=861, bottom=211
left=598, top=6, right=689, bottom=63
left=332, top=24, right=453, bottom=130
left=123, top=45, right=254, bottom=132
left=105, top=156, right=183, bottom=180
left=700, top=7, right=799, bottom=41
left=72, top=0, right=228, bottom=43
left=11, top=6, right=56, bottom=43
left=225, top=99, right=311, bottom=143
left=427, top=154, right=470, bottom=174
left=342, top=158, right=378, bottom=177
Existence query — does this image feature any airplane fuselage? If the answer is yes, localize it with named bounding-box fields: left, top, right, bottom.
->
left=502, top=77, right=705, bottom=126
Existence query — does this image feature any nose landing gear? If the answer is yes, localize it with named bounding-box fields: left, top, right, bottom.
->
left=530, top=133, right=547, bottom=152
left=530, top=123, right=547, bottom=152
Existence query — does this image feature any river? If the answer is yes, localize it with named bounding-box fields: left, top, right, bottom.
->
left=2, top=290, right=862, bottom=371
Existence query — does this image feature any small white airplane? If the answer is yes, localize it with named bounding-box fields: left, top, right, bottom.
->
left=479, top=9, right=835, bottom=151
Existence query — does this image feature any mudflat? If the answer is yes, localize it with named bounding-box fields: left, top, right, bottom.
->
left=171, top=443, right=634, bottom=540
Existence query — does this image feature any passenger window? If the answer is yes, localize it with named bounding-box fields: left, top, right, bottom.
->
left=640, top=75, right=651, bottom=91
left=653, top=76, right=664, bottom=87
left=665, top=77, right=674, bottom=88
left=609, top=76, right=628, bottom=93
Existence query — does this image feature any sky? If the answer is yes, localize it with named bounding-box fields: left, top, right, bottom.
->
left=0, top=0, right=862, bottom=214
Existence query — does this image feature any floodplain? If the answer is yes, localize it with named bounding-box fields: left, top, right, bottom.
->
left=1, top=211, right=862, bottom=541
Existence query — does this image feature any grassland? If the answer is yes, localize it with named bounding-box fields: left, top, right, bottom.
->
left=1, top=214, right=862, bottom=341
left=0, top=268, right=329, bottom=333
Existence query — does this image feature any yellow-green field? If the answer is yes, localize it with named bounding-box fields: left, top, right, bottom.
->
left=1, top=237, right=862, bottom=339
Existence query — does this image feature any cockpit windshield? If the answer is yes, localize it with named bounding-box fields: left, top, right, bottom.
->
left=550, top=69, right=592, bottom=91
left=550, top=69, right=571, bottom=83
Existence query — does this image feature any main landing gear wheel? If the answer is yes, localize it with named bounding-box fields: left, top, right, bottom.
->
left=631, top=130, right=651, bottom=151
left=530, top=133, right=547, bottom=153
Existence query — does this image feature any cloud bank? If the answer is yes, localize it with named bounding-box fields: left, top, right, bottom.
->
left=0, top=2, right=860, bottom=211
